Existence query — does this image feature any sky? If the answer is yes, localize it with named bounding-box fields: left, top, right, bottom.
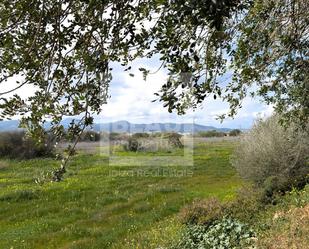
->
left=3, top=58, right=273, bottom=129
left=97, top=58, right=273, bottom=129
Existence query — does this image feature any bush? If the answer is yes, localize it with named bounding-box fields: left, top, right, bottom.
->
left=179, top=187, right=265, bottom=227
left=163, top=132, right=183, bottom=148
left=132, top=133, right=150, bottom=139
left=225, top=185, right=265, bottom=222
left=197, top=130, right=226, bottom=137
left=109, top=132, right=129, bottom=141
left=229, top=129, right=241, bottom=136
left=123, top=133, right=183, bottom=152
left=123, top=137, right=140, bottom=152
left=231, top=115, right=309, bottom=196
left=172, top=218, right=255, bottom=249
left=178, top=198, right=223, bottom=226
left=0, top=131, right=54, bottom=159
left=173, top=185, right=309, bottom=249
left=79, top=130, right=101, bottom=142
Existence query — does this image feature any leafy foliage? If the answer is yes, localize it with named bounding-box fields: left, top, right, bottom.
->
left=178, top=197, right=223, bottom=226
left=132, top=132, right=150, bottom=139
left=108, top=132, right=129, bottom=141
left=225, top=185, right=265, bottom=222
left=197, top=130, right=226, bottom=137
left=173, top=184, right=309, bottom=249
left=0, top=131, right=54, bottom=159
left=231, top=115, right=309, bottom=196
left=75, top=130, right=100, bottom=142
left=0, top=0, right=157, bottom=176
left=153, top=0, right=309, bottom=127
left=172, top=218, right=255, bottom=249
left=123, top=133, right=183, bottom=152
left=229, top=129, right=241, bottom=136
left=124, top=137, right=140, bottom=152
left=163, top=132, right=183, bottom=148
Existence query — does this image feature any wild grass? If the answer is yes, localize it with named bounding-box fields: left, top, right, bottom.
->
left=0, top=140, right=241, bottom=249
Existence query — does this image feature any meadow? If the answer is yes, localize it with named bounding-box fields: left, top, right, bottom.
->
left=0, top=139, right=242, bottom=249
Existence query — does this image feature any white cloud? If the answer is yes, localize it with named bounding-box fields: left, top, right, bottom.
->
left=0, top=60, right=274, bottom=129
left=101, top=66, right=168, bottom=121
left=0, top=75, right=38, bottom=99
left=98, top=61, right=273, bottom=129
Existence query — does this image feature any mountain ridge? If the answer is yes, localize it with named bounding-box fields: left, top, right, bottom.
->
left=0, top=119, right=232, bottom=133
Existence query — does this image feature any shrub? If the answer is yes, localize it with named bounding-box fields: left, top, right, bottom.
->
left=179, top=187, right=265, bottom=228
left=0, top=131, right=54, bottom=159
left=123, top=133, right=183, bottom=152
left=109, top=132, right=129, bottom=141
left=197, top=130, right=226, bottom=137
left=163, top=132, right=183, bottom=148
left=285, top=184, right=309, bottom=208
left=109, top=132, right=121, bottom=141
left=229, top=129, right=241, bottom=136
left=79, top=130, right=100, bottom=142
left=132, top=133, right=150, bottom=139
left=231, top=115, right=309, bottom=196
left=123, top=137, right=140, bottom=152
left=178, top=198, right=223, bottom=226
left=225, top=185, right=265, bottom=222
left=172, top=218, right=255, bottom=249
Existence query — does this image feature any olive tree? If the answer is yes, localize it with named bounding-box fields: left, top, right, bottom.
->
left=231, top=115, right=309, bottom=194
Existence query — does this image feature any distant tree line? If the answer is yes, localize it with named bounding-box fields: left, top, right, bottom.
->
left=197, top=129, right=241, bottom=137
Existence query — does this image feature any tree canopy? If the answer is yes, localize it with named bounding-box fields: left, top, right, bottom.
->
left=152, top=0, right=308, bottom=127
left=0, top=0, right=308, bottom=178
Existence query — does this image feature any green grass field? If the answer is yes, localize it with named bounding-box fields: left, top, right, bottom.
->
left=0, top=140, right=242, bottom=249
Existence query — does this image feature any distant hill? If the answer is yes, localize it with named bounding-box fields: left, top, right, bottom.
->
left=0, top=119, right=231, bottom=134
left=92, top=120, right=231, bottom=133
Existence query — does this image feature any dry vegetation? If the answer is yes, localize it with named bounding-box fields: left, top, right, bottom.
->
left=258, top=204, right=309, bottom=249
